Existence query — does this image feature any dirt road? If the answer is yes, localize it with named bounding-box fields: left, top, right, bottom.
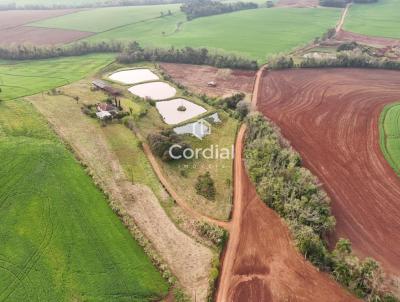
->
left=336, top=3, right=351, bottom=33
left=216, top=65, right=357, bottom=301
left=216, top=125, right=356, bottom=302
left=138, top=132, right=231, bottom=230
left=257, top=68, right=400, bottom=278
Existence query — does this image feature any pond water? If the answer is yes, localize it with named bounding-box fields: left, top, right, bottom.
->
left=156, top=98, right=207, bottom=125
left=173, top=113, right=221, bottom=139
left=109, top=68, right=159, bottom=84
left=128, top=82, right=176, bottom=100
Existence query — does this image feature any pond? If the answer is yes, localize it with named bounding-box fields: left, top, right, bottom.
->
left=128, top=82, right=176, bottom=100
left=156, top=98, right=207, bottom=125
left=109, top=68, right=159, bottom=85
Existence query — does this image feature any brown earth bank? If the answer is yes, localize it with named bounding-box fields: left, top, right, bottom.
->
left=275, top=0, right=319, bottom=7
left=0, top=9, right=82, bottom=30
left=217, top=126, right=356, bottom=302
left=0, top=26, right=93, bottom=45
left=335, top=29, right=400, bottom=47
left=257, top=68, right=400, bottom=280
left=159, top=63, right=256, bottom=98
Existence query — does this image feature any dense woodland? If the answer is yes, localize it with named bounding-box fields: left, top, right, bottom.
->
left=180, top=0, right=258, bottom=20
left=245, top=114, right=398, bottom=301
left=0, top=41, right=258, bottom=70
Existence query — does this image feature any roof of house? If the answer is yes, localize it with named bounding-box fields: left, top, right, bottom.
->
left=96, top=111, right=112, bottom=119
left=97, top=103, right=117, bottom=112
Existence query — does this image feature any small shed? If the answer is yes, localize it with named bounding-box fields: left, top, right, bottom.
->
left=92, top=79, right=123, bottom=96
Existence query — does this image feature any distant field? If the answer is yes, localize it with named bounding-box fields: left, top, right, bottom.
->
left=344, top=0, right=400, bottom=39
left=0, top=54, right=114, bottom=100
left=0, top=100, right=168, bottom=301
left=380, top=102, right=400, bottom=175
left=0, top=0, right=107, bottom=5
left=32, top=4, right=181, bottom=33
left=86, top=7, right=341, bottom=61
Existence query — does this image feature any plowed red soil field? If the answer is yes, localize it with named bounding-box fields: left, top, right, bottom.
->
left=217, top=127, right=356, bottom=302
left=0, top=9, right=92, bottom=45
left=336, top=30, right=400, bottom=47
left=0, top=26, right=93, bottom=45
left=160, top=63, right=256, bottom=98
left=257, top=68, right=400, bottom=278
left=0, top=9, right=81, bottom=30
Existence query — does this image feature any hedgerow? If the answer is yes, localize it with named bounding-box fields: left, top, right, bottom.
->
left=244, top=113, right=398, bottom=301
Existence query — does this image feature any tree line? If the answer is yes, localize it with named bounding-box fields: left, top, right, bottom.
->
left=244, top=113, right=398, bottom=301
left=320, top=0, right=377, bottom=7
left=117, top=42, right=258, bottom=69
left=0, top=41, right=258, bottom=70
left=268, top=51, right=400, bottom=71
left=180, top=0, right=258, bottom=20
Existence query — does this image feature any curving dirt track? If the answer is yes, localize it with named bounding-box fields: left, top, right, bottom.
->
left=257, top=68, right=400, bottom=278
left=216, top=126, right=356, bottom=302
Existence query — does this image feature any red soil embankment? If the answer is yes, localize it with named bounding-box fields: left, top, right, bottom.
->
left=335, top=29, right=400, bottom=47
left=257, top=68, right=400, bottom=278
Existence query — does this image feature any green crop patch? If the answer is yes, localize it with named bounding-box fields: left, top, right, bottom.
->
left=0, top=54, right=114, bottom=101
left=31, top=4, right=181, bottom=33
left=379, top=102, right=400, bottom=175
left=0, top=100, right=168, bottom=301
left=86, top=7, right=341, bottom=61
left=344, top=0, right=400, bottom=39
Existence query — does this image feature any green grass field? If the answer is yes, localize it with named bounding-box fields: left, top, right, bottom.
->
left=0, top=54, right=114, bottom=101
left=380, top=102, right=400, bottom=175
left=85, top=7, right=341, bottom=61
left=32, top=4, right=181, bottom=33
left=0, top=100, right=168, bottom=301
left=344, top=0, right=400, bottom=39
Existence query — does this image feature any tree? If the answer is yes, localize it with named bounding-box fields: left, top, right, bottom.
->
left=266, top=0, right=274, bottom=7
left=195, top=171, right=216, bottom=200
left=236, top=100, right=250, bottom=119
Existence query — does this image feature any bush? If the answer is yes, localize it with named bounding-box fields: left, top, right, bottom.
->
left=319, top=0, right=348, bottom=7
left=195, top=221, right=227, bottom=247
left=147, top=130, right=191, bottom=161
left=337, top=42, right=359, bottom=52
left=236, top=100, right=250, bottom=120
left=195, top=171, right=216, bottom=200
left=268, top=55, right=294, bottom=69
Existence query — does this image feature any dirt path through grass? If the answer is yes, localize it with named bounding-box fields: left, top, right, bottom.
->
left=137, top=131, right=231, bottom=230
left=336, top=3, right=351, bottom=33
